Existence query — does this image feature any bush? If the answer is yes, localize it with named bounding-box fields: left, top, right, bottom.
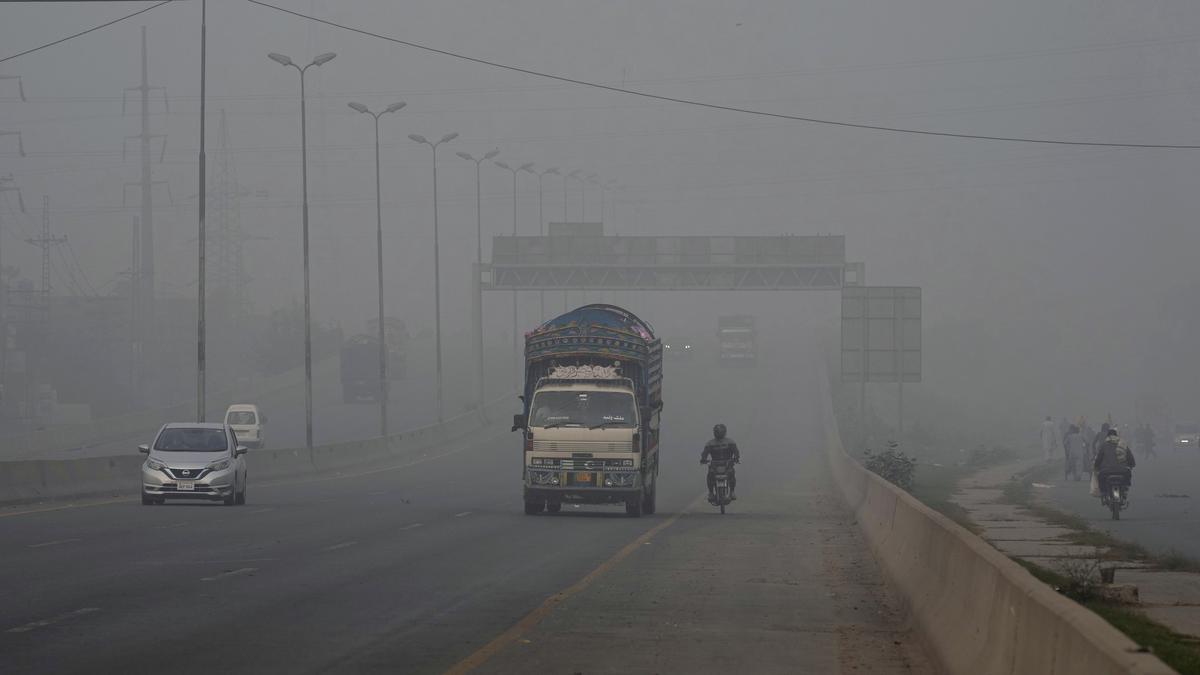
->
left=863, top=440, right=916, bottom=492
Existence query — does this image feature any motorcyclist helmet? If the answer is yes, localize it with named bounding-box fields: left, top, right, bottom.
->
left=713, top=423, right=727, bottom=439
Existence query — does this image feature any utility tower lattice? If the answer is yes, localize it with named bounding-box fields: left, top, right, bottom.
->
left=28, top=196, right=67, bottom=306
left=210, top=108, right=250, bottom=312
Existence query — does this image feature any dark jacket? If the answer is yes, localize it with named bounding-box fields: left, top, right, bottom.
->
left=701, top=437, right=740, bottom=464
left=1094, top=437, right=1136, bottom=474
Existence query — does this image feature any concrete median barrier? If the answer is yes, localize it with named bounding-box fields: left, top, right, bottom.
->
left=816, top=363, right=1175, bottom=675
left=0, top=395, right=515, bottom=506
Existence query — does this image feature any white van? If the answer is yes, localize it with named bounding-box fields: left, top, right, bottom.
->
left=224, top=404, right=266, bottom=449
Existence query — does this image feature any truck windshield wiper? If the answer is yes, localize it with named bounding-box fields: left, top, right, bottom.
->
left=588, top=422, right=623, bottom=430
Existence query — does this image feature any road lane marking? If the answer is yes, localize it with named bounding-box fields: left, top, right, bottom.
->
left=399, top=523, right=424, bottom=531
left=199, top=567, right=257, bottom=582
left=454, top=511, right=472, bottom=518
left=247, top=507, right=274, bottom=514
left=7, top=607, right=100, bottom=633
left=27, top=538, right=80, bottom=548
left=0, top=497, right=132, bottom=519
left=323, top=541, right=358, bottom=551
left=154, top=522, right=187, bottom=529
left=443, top=494, right=704, bottom=675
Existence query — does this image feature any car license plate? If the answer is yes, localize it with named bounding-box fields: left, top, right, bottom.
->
left=574, top=472, right=592, bottom=484
left=177, top=481, right=195, bottom=491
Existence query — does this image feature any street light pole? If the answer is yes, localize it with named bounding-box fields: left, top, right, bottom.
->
left=197, top=0, right=207, bottom=423
left=528, top=167, right=558, bottom=320
left=349, top=101, right=406, bottom=438
left=268, top=51, right=336, bottom=450
left=456, top=148, right=499, bottom=408
left=409, top=132, right=458, bottom=422
left=495, top=160, right=534, bottom=388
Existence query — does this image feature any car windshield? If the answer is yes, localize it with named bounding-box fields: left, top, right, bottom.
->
left=530, top=390, right=637, bottom=428
left=154, top=428, right=228, bottom=452
left=227, top=411, right=257, bottom=425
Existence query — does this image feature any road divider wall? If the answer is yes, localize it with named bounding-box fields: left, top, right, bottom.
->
left=0, top=396, right=515, bottom=506
left=816, top=361, right=1174, bottom=675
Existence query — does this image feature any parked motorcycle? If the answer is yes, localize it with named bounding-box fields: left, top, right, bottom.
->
left=1099, top=474, right=1129, bottom=520
left=704, top=458, right=736, bottom=514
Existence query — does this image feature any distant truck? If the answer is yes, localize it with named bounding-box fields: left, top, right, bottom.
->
left=365, top=317, right=408, bottom=380
left=340, top=335, right=383, bottom=403
left=512, top=304, right=663, bottom=517
left=717, top=315, right=756, bottom=364
left=1174, top=423, right=1199, bottom=450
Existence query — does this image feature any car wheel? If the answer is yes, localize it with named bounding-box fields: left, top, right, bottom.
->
left=223, top=488, right=236, bottom=506
left=524, top=500, right=544, bottom=515
left=141, top=491, right=154, bottom=506
left=235, top=480, right=246, bottom=505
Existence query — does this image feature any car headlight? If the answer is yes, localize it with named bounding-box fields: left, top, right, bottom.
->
left=207, top=459, right=231, bottom=472
left=145, top=458, right=167, bottom=472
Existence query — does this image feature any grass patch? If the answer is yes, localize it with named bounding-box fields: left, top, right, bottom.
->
left=1085, top=602, right=1200, bottom=674
left=911, top=462, right=980, bottom=534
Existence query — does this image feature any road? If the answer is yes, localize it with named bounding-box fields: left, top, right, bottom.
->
left=0, top=356, right=930, bottom=674
left=1041, top=447, right=1200, bottom=559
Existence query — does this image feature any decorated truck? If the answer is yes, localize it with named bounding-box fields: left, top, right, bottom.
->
left=512, top=304, right=664, bottom=517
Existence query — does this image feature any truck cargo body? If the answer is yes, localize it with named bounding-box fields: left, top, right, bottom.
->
left=514, top=304, right=663, bottom=517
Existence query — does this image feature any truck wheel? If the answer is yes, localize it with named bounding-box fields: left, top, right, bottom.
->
left=546, top=502, right=562, bottom=514
left=625, top=498, right=643, bottom=518
left=524, top=500, right=544, bottom=515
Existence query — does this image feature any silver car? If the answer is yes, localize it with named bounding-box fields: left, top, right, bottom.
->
left=140, top=423, right=248, bottom=506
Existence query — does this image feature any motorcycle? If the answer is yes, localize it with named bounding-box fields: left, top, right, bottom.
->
left=703, top=458, right=736, bottom=514
left=1099, top=474, right=1130, bottom=520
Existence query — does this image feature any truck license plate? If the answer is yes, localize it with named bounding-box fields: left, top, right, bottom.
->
left=177, top=481, right=195, bottom=491
left=574, top=472, right=592, bottom=484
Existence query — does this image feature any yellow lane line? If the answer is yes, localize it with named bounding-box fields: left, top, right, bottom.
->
left=443, top=494, right=702, bottom=675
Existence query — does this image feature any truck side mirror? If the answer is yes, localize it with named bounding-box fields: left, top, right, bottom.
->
left=512, top=413, right=527, bottom=432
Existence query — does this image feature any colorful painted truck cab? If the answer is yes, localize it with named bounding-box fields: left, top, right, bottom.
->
left=512, top=304, right=663, bottom=517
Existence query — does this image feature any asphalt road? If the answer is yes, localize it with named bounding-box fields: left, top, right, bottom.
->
left=0, top=356, right=929, bottom=674
left=1040, top=447, right=1200, bottom=559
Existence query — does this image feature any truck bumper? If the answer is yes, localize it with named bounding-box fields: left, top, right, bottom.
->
left=525, top=486, right=641, bottom=505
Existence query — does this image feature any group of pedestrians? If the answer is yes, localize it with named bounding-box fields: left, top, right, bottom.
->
left=1042, top=415, right=1152, bottom=483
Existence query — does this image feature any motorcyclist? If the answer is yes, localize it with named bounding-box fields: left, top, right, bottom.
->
left=1093, top=428, right=1136, bottom=490
left=700, top=423, right=741, bottom=501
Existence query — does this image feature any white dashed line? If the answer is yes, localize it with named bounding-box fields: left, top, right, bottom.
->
left=27, top=538, right=80, bottom=549
left=154, top=522, right=187, bottom=529
left=454, top=511, right=472, bottom=518
left=246, top=508, right=274, bottom=514
left=399, top=523, right=424, bottom=531
left=199, top=567, right=257, bottom=582
left=7, top=607, right=100, bottom=633
left=323, top=541, right=357, bottom=551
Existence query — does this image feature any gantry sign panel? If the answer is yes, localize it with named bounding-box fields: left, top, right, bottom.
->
left=487, top=235, right=847, bottom=290
left=840, top=286, right=921, bottom=383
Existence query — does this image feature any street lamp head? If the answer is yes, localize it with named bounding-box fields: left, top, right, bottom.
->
left=312, top=52, right=337, bottom=66
left=385, top=101, right=407, bottom=114
left=484, top=149, right=500, bottom=160
left=408, top=134, right=428, bottom=145
left=519, top=162, right=536, bottom=173
left=545, top=167, right=560, bottom=175
left=568, top=169, right=583, bottom=178
left=267, top=52, right=294, bottom=67
left=347, top=102, right=369, bottom=114
left=456, top=152, right=475, bottom=161
left=438, top=132, right=459, bottom=144
left=494, top=161, right=512, bottom=170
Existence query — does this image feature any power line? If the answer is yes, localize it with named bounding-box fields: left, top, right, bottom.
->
left=246, top=0, right=1200, bottom=150
left=0, top=1, right=175, bottom=66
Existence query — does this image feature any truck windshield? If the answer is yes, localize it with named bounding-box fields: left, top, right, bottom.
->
left=530, top=391, right=637, bottom=429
